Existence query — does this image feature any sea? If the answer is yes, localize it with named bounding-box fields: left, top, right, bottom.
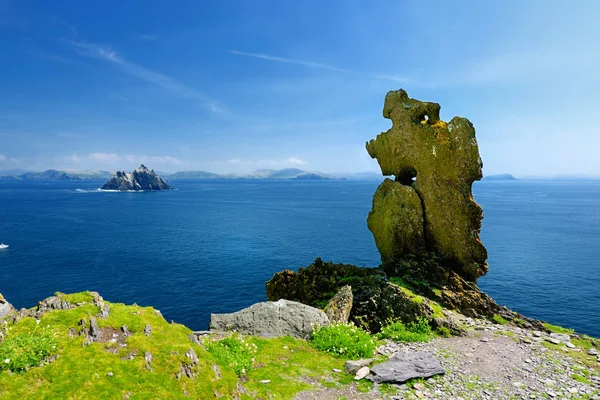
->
left=0, top=179, right=598, bottom=337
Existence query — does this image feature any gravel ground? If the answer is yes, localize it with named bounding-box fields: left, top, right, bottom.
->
left=295, top=316, right=600, bottom=400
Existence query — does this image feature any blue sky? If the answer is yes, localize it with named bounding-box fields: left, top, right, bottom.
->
left=1, top=0, right=599, bottom=176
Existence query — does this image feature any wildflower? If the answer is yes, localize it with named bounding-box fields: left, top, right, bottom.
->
left=36, top=320, right=40, bottom=325
left=4, top=359, right=9, bottom=364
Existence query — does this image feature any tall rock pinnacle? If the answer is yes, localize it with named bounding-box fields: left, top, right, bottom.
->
left=366, top=89, right=487, bottom=282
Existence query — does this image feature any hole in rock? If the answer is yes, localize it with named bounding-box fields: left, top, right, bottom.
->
left=396, top=168, right=417, bottom=186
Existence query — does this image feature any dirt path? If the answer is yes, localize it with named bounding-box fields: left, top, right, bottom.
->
left=295, top=319, right=600, bottom=400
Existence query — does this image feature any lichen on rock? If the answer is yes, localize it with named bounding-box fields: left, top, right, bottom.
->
left=366, top=89, right=487, bottom=282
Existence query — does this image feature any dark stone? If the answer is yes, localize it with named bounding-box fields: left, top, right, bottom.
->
left=368, top=351, right=445, bottom=384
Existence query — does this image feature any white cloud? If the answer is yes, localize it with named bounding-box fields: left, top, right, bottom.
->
left=0, top=154, right=20, bottom=164
left=65, top=39, right=224, bottom=113
left=227, top=50, right=348, bottom=73
left=287, top=157, right=306, bottom=165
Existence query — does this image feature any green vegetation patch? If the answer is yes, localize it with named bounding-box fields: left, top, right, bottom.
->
left=56, top=291, right=95, bottom=304
left=543, top=322, right=574, bottom=334
left=377, top=317, right=433, bottom=343
left=0, top=292, right=365, bottom=400
left=206, top=334, right=257, bottom=376
left=572, top=373, right=592, bottom=385
left=492, top=314, right=509, bottom=325
left=0, top=324, right=57, bottom=373
left=311, top=323, right=377, bottom=359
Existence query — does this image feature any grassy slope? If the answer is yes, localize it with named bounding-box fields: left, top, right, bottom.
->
left=0, top=292, right=347, bottom=400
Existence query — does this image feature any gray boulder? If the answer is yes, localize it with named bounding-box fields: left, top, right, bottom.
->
left=368, top=351, right=445, bottom=384
left=210, top=299, right=329, bottom=339
left=0, top=294, right=15, bottom=318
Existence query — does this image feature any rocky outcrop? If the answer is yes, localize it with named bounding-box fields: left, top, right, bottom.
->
left=101, top=165, right=172, bottom=191
left=324, top=285, right=353, bottom=323
left=266, top=260, right=443, bottom=332
left=366, top=89, right=487, bottom=282
left=266, top=258, right=382, bottom=309
left=209, top=299, right=329, bottom=339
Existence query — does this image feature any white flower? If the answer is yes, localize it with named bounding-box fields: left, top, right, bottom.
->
left=36, top=320, right=40, bottom=325
left=4, top=359, right=9, bottom=364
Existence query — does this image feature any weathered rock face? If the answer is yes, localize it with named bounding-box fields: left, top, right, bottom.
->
left=366, top=89, right=487, bottom=282
left=209, top=299, right=329, bottom=339
left=101, top=165, right=172, bottom=191
left=266, top=258, right=382, bottom=309
left=324, top=285, right=353, bottom=323
left=0, top=294, right=15, bottom=319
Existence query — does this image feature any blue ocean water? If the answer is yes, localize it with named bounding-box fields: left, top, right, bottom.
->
left=0, top=180, right=598, bottom=337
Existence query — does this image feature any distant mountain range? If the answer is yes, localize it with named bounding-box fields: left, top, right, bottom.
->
left=482, top=174, right=517, bottom=181
left=167, top=168, right=336, bottom=180
left=0, top=169, right=114, bottom=181
left=0, top=168, right=337, bottom=181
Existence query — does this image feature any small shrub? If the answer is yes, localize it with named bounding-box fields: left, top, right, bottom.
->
left=0, top=326, right=57, bottom=373
left=436, top=326, right=452, bottom=338
left=205, top=334, right=256, bottom=376
left=311, top=323, right=376, bottom=359
left=378, top=317, right=432, bottom=343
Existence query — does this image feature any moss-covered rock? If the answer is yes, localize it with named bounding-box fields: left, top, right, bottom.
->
left=366, top=89, right=487, bottom=282
left=324, top=285, right=353, bottom=323
left=367, top=179, right=426, bottom=263
left=265, top=257, right=382, bottom=309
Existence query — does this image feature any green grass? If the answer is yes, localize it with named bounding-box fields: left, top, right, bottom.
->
left=205, top=334, right=257, bottom=376
left=492, top=315, right=509, bottom=325
left=377, top=317, right=433, bottom=343
left=388, top=277, right=445, bottom=319
left=572, top=373, right=592, bottom=385
left=0, top=324, right=57, bottom=373
left=56, top=291, right=96, bottom=304
left=0, top=292, right=361, bottom=400
left=543, top=322, right=574, bottom=334
left=311, top=323, right=377, bottom=359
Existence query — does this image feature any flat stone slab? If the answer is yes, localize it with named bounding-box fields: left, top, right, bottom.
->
left=210, top=299, right=329, bottom=339
left=368, top=351, right=445, bottom=384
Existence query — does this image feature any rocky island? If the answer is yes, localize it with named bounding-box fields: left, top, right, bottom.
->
left=1, top=90, right=598, bottom=399
left=100, top=165, right=173, bottom=191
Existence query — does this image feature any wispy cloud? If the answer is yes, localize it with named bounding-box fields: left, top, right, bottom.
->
left=64, top=39, right=225, bottom=112
left=227, top=50, right=348, bottom=73
left=0, top=154, right=20, bottom=164
left=227, top=50, right=431, bottom=87
left=66, top=153, right=189, bottom=167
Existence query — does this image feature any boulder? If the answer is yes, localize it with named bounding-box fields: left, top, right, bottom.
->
left=344, top=359, right=373, bottom=375
left=209, top=299, right=329, bottom=339
left=368, top=351, right=445, bottom=384
left=0, top=294, right=15, bottom=318
left=366, top=89, right=487, bottom=282
left=324, top=285, right=353, bottom=323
